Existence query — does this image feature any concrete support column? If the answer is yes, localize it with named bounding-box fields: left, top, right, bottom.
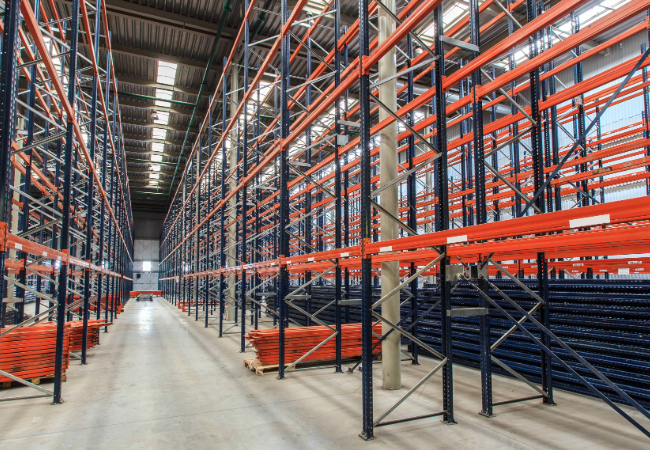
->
left=227, top=63, right=239, bottom=321
left=379, top=0, right=400, bottom=390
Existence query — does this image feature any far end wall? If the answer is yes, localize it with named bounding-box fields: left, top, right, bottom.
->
left=133, top=211, right=165, bottom=292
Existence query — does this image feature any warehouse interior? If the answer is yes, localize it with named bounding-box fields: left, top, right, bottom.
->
left=1, top=0, right=650, bottom=448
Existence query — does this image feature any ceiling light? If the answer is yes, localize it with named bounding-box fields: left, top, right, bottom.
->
left=149, top=173, right=160, bottom=179
left=151, top=154, right=163, bottom=162
left=152, top=143, right=165, bottom=152
left=151, top=164, right=161, bottom=172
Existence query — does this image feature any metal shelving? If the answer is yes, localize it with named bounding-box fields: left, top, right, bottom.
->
left=0, top=0, right=133, bottom=403
left=159, top=0, right=650, bottom=440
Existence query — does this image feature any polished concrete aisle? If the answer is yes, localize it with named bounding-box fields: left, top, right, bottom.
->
left=0, top=297, right=647, bottom=449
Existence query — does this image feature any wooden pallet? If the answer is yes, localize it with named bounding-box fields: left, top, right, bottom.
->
left=1, top=373, right=66, bottom=389
left=243, top=358, right=281, bottom=375
left=243, top=357, right=361, bottom=376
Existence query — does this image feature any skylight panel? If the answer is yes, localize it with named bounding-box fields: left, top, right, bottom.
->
left=155, top=88, right=174, bottom=107
left=258, top=81, right=273, bottom=99
left=151, top=154, right=163, bottom=162
left=443, top=3, right=466, bottom=26
left=152, top=128, right=167, bottom=140
left=579, top=6, right=605, bottom=26
left=152, top=142, right=165, bottom=152
left=154, top=111, right=170, bottom=125
left=601, top=0, right=630, bottom=7
left=157, top=61, right=177, bottom=86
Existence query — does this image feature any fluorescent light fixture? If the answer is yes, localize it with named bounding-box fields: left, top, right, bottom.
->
left=152, top=143, right=165, bottom=152
left=151, top=164, right=161, bottom=172
left=151, top=154, right=163, bottom=162
left=149, top=173, right=160, bottom=179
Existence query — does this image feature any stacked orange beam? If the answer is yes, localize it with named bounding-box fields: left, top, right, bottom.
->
left=68, top=320, right=110, bottom=352
left=247, top=324, right=382, bottom=366
left=130, top=290, right=162, bottom=297
left=0, top=323, right=71, bottom=382
left=89, top=295, right=123, bottom=315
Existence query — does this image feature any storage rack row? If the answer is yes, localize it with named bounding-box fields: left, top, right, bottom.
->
left=0, top=0, right=134, bottom=403
left=159, top=0, right=650, bottom=440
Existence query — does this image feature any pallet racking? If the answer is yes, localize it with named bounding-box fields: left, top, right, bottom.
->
left=0, top=0, right=133, bottom=402
left=159, top=0, right=650, bottom=439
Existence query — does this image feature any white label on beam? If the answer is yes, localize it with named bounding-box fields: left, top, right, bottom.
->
left=43, top=251, right=48, bottom=257
left=618, top=268, right=630, bottom=275
left=340, top=252, right=349, bottom=258
left=447, top=235, right=467, bottom=244
left=14, top=243, right=22, bottom=250
left=308, top=257, right=314, bottom=262
left=380, top=246, right=392, bottom=253
left=285, top=260, right=291, bottom=264
left=569, top=214, right=610, bottom=229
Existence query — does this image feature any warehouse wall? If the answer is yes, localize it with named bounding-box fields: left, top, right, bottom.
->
left=133, top=211, right=164, bottom=291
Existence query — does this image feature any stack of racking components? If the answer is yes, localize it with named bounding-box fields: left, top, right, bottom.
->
left=160, top=0, right=650, bottom=440
left=0, top=0, right=133, bottom=403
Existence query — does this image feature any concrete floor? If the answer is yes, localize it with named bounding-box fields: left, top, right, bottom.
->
left=0, top=297, right=647, bottom=449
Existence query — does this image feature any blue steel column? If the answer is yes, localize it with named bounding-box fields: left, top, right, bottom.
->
left=218, top=60, right=228, bottom=337
left=82, top=0, right=102, bottom=363
left=0, top=0, right=22, bottom=329
left=640, top=42, right=650, bottom=195
left=277, top=0, right=290, bottom=380
left=205, top=96, right=213, bottom=328
left=490, top=67, right=499, bottom=221
left=434, top=4, right=454, bottom=424
left=16, top=0, right=42, bottom=324
left=195, top=136, right=202, bottom=321
left=540, top=19, right=553, bottom=215
left=506, top=0, right=521, bottom=218
left=571, top=13, right=588, bottom=208
left=333, top=0, right=343, bottom=373
left=304, top=31, right=312, bottom=328
left=527, top=0, right=554, bottom=406
left=105, top=134, right=116, bottom=330
left=240, top=2, right=250, bottom=352
left=343, top=34, right=350, bottom=324
left=359, top=0, right=373, bottom=437
left=469, top=0, right=492, bottom=418
left=54, top=0, right=81, bottom=404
